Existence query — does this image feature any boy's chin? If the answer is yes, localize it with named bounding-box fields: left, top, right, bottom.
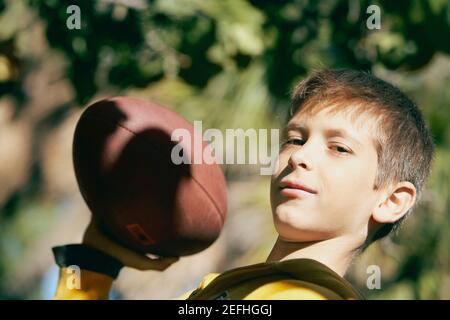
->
left=271, top=197, right=311, bottom=215
left=274, top=208, right=311, bottom=231
left=275, top=224, right=328, bottom=243
left=273, top=207, right=331, bottom=242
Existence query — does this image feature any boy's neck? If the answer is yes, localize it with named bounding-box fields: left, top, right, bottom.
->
left=266, top=235, right=361, bottom=277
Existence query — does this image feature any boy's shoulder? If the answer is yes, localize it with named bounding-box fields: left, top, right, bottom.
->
left=183, top=258, right=364, bottom=300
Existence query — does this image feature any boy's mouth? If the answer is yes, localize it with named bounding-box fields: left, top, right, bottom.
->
left=279, top=178, right=318, bottom=198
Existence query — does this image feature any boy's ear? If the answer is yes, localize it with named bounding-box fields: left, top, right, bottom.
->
left=372, top=181, right=417, bottom=224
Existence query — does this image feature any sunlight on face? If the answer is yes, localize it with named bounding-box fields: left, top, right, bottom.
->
left=270, top=108, right=381, bottom=242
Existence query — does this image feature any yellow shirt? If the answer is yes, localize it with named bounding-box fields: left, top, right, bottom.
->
left=54, top=258, right=363, bottom=300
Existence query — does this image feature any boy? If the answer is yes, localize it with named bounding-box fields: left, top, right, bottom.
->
left=52, top=68, right=435, bottom=300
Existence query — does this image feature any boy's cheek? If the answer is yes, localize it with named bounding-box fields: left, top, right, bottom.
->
left=272, top=154, right=288, bottom=177
left=269, top=182, right=281, bottom=206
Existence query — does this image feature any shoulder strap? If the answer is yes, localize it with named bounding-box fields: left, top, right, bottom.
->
left=188, top=259, right=364, bottom=300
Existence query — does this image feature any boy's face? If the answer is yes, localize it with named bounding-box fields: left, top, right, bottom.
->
left=270, top=107, right=382, bottom=243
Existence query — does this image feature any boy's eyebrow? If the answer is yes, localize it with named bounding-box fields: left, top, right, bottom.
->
left=284, top=123, right=363, bottom=147
left=324, top=128, right=363, bottom=147
left=284, top=123, right=306, bottom=135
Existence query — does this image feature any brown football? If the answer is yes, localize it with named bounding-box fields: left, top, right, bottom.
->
left=73, top=97, right=227, bottom=257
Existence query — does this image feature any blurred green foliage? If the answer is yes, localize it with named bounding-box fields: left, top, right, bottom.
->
left=21, top=0, right=450, bottom=105
left=0, top=0, right=449, bottom=299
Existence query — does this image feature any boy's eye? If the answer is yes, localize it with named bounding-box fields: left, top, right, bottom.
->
left=283, top=138, right=305, bottom=146
left=331, top=145, right=350, bottom=154
left=281, top=138, right=351, bottom=154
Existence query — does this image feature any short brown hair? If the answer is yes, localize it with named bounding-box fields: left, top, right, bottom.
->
left=288, top=68, right=435, bottom=246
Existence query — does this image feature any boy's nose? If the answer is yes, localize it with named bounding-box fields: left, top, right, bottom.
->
left=288, top=147, right=313, bottom=171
